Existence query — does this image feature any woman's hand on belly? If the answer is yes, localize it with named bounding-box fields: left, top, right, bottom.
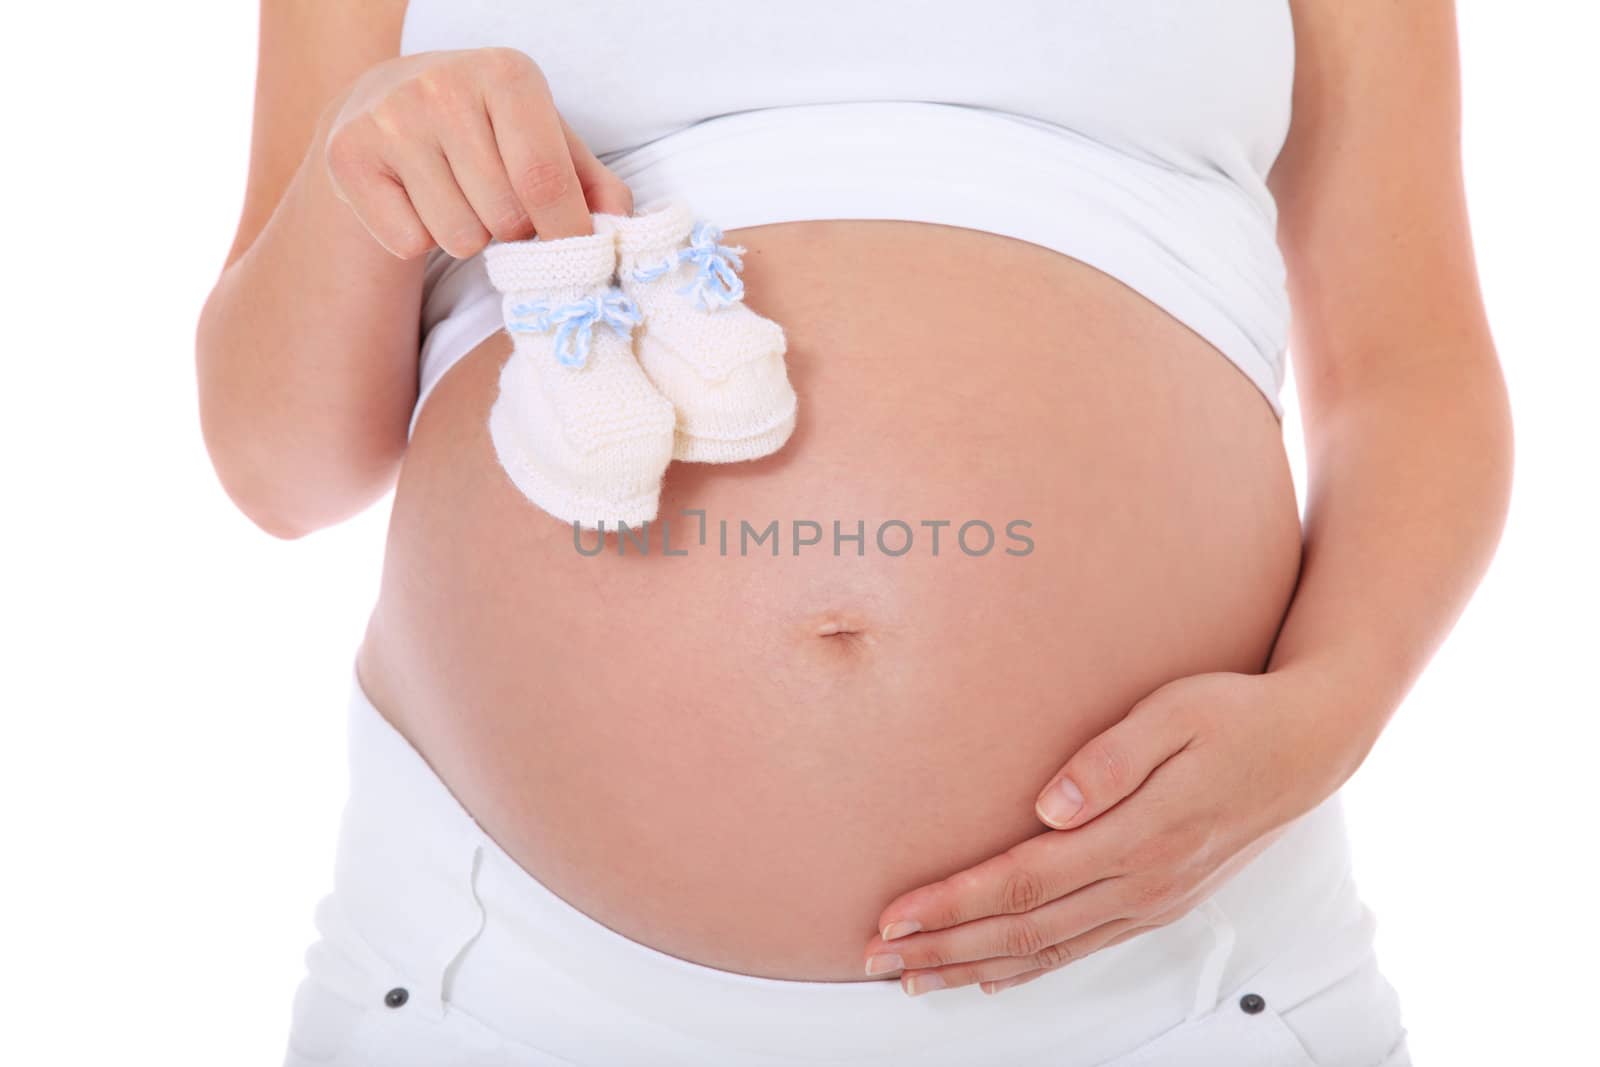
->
left=861, top=668, right=1348, bottom=996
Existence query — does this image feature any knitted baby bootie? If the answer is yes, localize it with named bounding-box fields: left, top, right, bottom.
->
left=483, top=230, right=676, bottom=530
left=595, top=198, right=798, bottom=463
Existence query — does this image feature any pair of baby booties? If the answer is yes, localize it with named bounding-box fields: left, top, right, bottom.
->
left=482, top=198, right=797, bottom=530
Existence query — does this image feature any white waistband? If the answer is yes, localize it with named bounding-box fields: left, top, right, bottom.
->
left=329, top=667, right=1361, bottom=1065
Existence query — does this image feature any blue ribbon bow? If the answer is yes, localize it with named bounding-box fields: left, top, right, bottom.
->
left=631, top=220, right=747, bottom=310
left=507, top=287, right=642, bottom=368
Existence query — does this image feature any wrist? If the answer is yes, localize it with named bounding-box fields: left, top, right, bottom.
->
left=1259, top=659, right=1394, bottom=814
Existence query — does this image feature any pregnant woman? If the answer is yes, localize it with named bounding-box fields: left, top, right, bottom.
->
left=197, top=2, right=1512, bottom=1064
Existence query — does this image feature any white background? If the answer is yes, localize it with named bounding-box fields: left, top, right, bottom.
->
left=2, top=3, right=1595, bottom=1063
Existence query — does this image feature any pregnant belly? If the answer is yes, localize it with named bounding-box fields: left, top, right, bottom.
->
left=356, top=219, right=1303, bottom=981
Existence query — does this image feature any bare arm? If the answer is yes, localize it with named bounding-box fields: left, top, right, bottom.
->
left=195, top=0, right=416, bottom=538
left=1263, top=0, right=1514, bottom=791
left=195, top=1, right=631, bottom=538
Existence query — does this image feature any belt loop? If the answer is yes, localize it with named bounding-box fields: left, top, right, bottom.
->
left=437, top=841, right=489, bottom=1009
left=1185, top=898, right=1237, bottom=1022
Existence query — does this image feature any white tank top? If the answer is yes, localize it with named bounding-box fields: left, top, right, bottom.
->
left=400, top=1, right=1296, bottom=435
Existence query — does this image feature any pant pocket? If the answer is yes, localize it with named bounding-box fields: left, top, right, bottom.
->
left=1100, top=889, right=1404, bottom=1067
left=283, top=841, right=503, bottom=1066
left=1100, top=993, right=1321, bottom=1067
left=283, top=970, right=522, bottom=1067
left=1268, top=947, right=1410, bottom=1067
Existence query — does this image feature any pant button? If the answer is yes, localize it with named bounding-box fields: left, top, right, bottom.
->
left=384, top=987, right=410, bottom=1009
left=1239, top=992, right=1266, bottom=1014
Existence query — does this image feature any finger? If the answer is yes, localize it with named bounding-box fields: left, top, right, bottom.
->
left=324, top=124, right=432, bottom=259
left=434, top=96, right=538, bottom=243
left=560, top=115, right=634, bottom=217
left=863, top=875, right=1129, bottom=974
left=901, top=915, right=1164, bottom=996
left=981, top=971, right=1041, bottom=995
left=341, top=168, right=432, bottom=260
left=482, top=61, right=592, bottom=239
left=980, top=921, right=1165, bottom=995
left=876, top=817, right=1122, bottom=940
left=1034, top=693, right=1199, bottom=831
left=386, top=137, right=490, bottom=258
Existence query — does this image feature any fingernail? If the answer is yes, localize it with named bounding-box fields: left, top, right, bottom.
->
left=904, top=973, right=946, bottom=996
left=1036, top=777, right=1084, bottom=827
left=881, top=920, right=921, bottom=941
left=865, top=953, right=903, bottom=976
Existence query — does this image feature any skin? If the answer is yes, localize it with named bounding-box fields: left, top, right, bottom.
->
left=198, top=0, right=1512, bottom=1002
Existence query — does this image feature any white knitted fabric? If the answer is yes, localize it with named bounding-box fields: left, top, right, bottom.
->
left=482, top=231, right=675, bottom=529
left=595, top=198, right=798, bottom=463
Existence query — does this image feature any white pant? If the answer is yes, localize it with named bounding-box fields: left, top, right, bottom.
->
left=283, top=670, right=1412, bottom=1066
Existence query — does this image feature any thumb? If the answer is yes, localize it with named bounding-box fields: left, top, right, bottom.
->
left=1034, top=687, right=1197, bottom=831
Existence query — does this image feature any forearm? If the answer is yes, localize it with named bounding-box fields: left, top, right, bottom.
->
left=1265, top=355, right=1514, bottom=794
left=195, top=103, right=423, bottom=538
